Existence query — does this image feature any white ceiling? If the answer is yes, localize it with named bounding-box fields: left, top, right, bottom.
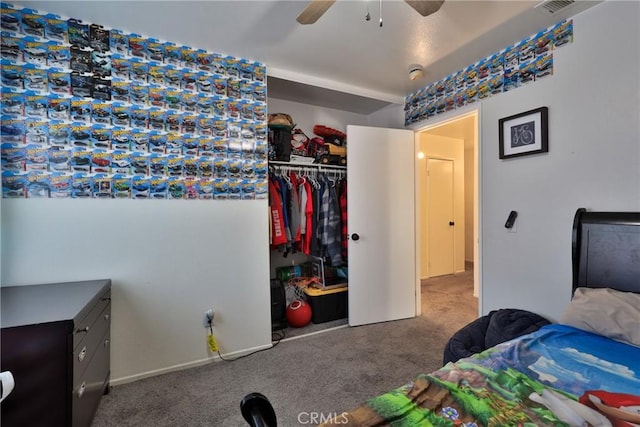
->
left=19, top=0, right=600, bottom=113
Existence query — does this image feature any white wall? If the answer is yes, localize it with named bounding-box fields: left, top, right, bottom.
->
left=404, top=1, right=640, bottom=321
left=464, top=145, right=474, bottom=264
left=479, top=1, right=640, bottom=321
left=367, top=103, right=405, bottom=129
left=1, top=199, right=272, bottom=384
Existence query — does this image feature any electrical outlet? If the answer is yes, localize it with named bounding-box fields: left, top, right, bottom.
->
left=204, top=309, right=214, bottom=328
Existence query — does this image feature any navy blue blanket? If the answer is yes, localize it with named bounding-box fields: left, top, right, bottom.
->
left=443, top=308, right=550, bottom=365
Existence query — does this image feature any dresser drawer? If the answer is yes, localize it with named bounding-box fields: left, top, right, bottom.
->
left=1, top=279, right=111, bottom=427
left=72, top=328, right=110, bottom=427
left=73, top=289, right=111, bottom=350
left=73, top=303, right=110, bottom=385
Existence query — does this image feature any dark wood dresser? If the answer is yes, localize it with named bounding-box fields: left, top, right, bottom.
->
left=1, top=279, right=111, bottom=427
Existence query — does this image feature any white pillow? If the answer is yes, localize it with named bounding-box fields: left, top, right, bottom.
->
left=560, top=287, right=640, bottom=347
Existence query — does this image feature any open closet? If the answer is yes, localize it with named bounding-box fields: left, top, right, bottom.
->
left=268, top=161, right=348, bottom=337
left=266, top=76, right=417, bottom=338
left=265, top=80, right=371, bottom=338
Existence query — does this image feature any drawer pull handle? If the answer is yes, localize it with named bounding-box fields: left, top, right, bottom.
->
left=104, top=313, right=110, bottom=321
left=78, top=346, right=87, bottom=363
left=78, top=382, right=86, bottom=399
left=104, top=339, right=110, bottom=347
left=75, top=326, right=89, bottom=334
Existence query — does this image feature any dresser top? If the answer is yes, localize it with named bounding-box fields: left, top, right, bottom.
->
left=1, top=279, right=111, bottom=329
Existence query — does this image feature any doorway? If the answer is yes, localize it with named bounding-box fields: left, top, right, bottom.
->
left=416, top=110, right=480, bottom=315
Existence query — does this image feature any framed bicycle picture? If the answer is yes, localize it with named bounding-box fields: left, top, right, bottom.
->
left=499, top=106, right=548, bottom=159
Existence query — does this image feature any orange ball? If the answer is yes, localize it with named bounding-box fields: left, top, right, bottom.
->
left=286, top=300, right=312, bottom=327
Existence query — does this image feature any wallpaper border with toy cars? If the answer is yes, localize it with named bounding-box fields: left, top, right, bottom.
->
left=404, top=19, right=573, bottom=125
left=1, top=2, right=267, bottom=200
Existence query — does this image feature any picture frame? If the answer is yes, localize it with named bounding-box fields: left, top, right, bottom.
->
left=499, top=106, right=548, bottom=159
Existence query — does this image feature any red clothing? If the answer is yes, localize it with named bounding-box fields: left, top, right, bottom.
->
left=269, top=179, right=287, bottom=247
left=303, top=181, right=314, bottom=254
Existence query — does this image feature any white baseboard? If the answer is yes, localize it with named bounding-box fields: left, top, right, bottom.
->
left=109, top=343, right=273, bottom=386
left=280, top=324, right=349, bottom=343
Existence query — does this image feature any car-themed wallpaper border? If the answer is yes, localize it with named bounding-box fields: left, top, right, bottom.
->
left=1, top=2, right=267, bottom=200
left=404, top=19, right=573, bottom=126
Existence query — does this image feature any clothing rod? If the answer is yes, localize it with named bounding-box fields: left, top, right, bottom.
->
left=269, top=166, right=346, bottom=176
left=268, top=160, right=347, bottom=172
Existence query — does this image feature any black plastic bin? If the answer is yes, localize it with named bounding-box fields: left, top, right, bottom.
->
left=303, top=286, right=348, bottom=324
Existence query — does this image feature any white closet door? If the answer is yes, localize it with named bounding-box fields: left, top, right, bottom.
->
left=347, top=125, right=416, bottom=326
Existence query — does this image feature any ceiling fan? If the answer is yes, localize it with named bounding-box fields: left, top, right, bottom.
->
left=296, top=0, right=445, bottom=25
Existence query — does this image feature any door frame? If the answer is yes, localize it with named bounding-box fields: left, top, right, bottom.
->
left=413, top=108, right=482, bottom=317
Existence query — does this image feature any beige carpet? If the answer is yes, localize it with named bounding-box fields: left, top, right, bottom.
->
left=421, top=269, right=478, bottom=332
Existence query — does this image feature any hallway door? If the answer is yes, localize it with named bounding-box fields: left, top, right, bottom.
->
left=427, top=158, right=454, bottom=277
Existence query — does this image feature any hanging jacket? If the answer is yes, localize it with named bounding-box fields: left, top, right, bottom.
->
left=328, top=178, right=343, bottom=267
left=302, top=180, right=314, bottom=255
left=298, top=179, right=307, bottom=237
left=288, top=172, right=301, bottom=249
left=269, top=178, right=287, bottom=247
left=339, top=179, right=348, bottom=262
left=319, top=176, right=343, bottom=267
left=310, top=179, right=321, bottom=257
left=276, top=176, right=293, bottom=256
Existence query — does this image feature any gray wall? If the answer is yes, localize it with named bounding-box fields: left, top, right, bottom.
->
left=479, top=1, right=639, bottom=321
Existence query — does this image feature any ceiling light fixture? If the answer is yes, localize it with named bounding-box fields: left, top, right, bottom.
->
left=408, top=64, right=424, bottom=81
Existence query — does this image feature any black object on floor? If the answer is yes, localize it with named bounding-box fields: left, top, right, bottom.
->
left=240, top=392, right=277, bottom=427
left=270, top=279, right=287, bottom=331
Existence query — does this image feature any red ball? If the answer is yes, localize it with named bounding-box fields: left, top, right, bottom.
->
left=286, top=300, right=312, bottom=327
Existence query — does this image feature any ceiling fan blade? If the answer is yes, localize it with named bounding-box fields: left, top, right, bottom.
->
left=404, top=0, right=445, bottom=17
left=296, top=0, right=336, bottom=25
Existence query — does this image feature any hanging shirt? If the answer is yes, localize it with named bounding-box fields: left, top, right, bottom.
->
left=302, top=180, right=314, bottom=255
left=310, top=178, right=321, bottom=257
left=288, top=172, right=301, bottom=249
left=320, top=176, right=343, bottom=267
left=277, top=176, right=293, bottom=255
left=339, top=179, right=348, bottom=262
left=269, top=177, right=287, bottom=247
left=299, top=179, right=307, bottom=236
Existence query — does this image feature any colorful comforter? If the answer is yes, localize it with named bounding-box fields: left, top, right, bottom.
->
left=322, top=325, right=640, bottom=426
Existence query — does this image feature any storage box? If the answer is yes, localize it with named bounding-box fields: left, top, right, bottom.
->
left=303, top=286, right=348, bottom=324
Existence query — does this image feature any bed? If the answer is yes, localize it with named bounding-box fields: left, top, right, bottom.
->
left=321, top=208, right=640, bottom=427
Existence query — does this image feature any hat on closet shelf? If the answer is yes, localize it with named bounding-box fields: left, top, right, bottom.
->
left=268, top=113, right=295, bottom=130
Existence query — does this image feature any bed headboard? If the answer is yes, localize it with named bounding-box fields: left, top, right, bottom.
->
left=572, top=208, right=640, bottom=294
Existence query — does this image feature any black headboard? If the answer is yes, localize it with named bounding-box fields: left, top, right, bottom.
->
left=572, top=208, right=640, bottom=294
